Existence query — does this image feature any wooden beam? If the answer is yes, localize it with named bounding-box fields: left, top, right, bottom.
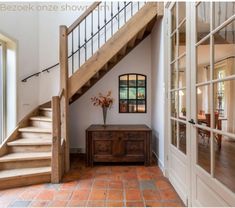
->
left=59, top=25, right=70, bottom=172
left=68, top=3, right=158, bottom=98
left=67, top=2, right=101, bottom=35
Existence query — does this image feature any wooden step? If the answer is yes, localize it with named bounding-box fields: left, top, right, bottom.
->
left=30, top=116, right=52, bottom=122
left=18, top=127, right=52, bottom=133
left=7, top=138, right=52, bottom=146
left=40, top=108, right=52, bottom=111
left=0, top=152, right=51, bottom=163
left=39, top=108, right=52, bottom=117
left=0, top=167, right=51, bottom=190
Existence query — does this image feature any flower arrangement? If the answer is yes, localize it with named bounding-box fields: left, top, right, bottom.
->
left=91, top=91, right=114, bottom=109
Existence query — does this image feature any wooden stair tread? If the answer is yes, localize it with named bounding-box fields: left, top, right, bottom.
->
left=7, top=138, right=52, bottom=146
left=40, top=108, right=52, bottom=111
left=0, top=167, right=51, bottom=180
left=0, top=152, right=51, bottom=162
left=18, top=127, right=52, bottom=133
left=30, top=116, right=52, bottom=122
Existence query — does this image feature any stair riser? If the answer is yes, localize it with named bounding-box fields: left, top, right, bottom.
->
left=40, top=110, right=52, bottom=118
left=0, top=159, right=51, bottom=170
left=20, top=132, right=52, bottom=138
left=0, top=173, right=51, bottom=190
left=30, top=120, right=52, bottom=128
left=8, top=145, right=51, bottom=153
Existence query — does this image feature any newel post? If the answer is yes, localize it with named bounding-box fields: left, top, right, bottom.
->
left=60, top=25, right=70, bottom=172
left=51, top=96, right=61, bottom=183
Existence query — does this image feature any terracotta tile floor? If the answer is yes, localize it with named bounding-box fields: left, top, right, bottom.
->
left=0, top=155, right=184, bottom=207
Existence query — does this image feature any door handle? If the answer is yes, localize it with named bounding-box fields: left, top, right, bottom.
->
left=188, top=119, right=196, bottom=125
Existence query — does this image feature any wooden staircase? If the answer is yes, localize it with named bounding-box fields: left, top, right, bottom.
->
left=0, top=106, right=52, bottom=189
left=0, top=2, right=163, bottom=190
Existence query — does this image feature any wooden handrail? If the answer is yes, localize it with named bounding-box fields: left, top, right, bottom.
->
left=67, top=2, right=101, bottom=35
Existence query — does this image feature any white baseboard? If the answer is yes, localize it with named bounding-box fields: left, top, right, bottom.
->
left=152, top=151, right=166, bottom=175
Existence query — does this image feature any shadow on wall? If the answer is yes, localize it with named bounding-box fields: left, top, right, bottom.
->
left=152, top=130, right=159, bottom=162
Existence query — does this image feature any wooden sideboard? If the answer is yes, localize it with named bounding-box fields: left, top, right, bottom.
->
left=86, top=125, right=152, bottom=166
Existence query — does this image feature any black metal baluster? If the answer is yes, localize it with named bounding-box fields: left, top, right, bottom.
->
left=98, top=4, right=100, bottom=48
left=105, top=2, right=107, bottom=42
left=85, top=18, right=87, bottom=61
left=131, top=2, right=133, bottom=16
left=91, top=11, right=94, bottom=55
left=78, top=25, right=80, bottom=68
left=72, top=31, right=74, bottom=74
left=138, top=2, right=140, bottom=10
left=111, top=2, right=113, bottom=35
left=124, top=2, right=126, bottom=22
left=118, top=2, right=120, bottom=29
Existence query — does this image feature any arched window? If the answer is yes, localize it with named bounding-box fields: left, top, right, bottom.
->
left=119, top=74, right=147, bottom=113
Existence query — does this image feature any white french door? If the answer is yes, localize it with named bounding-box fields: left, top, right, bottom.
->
left=167, top=2, right=235, bottom=207
left=167, top=2, right=191, bottom=205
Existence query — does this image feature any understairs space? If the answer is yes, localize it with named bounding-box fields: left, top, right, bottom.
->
left=0, top=155, right=184, bottom=207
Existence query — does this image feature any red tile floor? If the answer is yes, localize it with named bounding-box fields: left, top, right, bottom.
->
left=0, top=155, right=184, bottom=207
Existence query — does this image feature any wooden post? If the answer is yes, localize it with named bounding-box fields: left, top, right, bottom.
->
left=60, top=25, right=70, bottom=172
left=51, top=96, right=61, bottom=183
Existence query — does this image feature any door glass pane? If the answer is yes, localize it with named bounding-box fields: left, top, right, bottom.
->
left=197, top=2, right=211, bottom=42
left=214, top=2, right=235, bottom=29
left=171, top=120, right=177, bottom=147
left=137, top=88, right=145, bottom=99
left=179, top=22, right=186, bottom=55
left=213, top=80, right=235, bottom=135
left=171, top=32, right=177, bottom=61
left=171, top=62, right=177, bottom=89
left=197, top=128, right=211, bottom=173
left=214, top=21, right=235, bottom=79
left=179, top=89, right=186, bottom=119
left=197, top=40, right=210, bottom=83
left=171, top=91, right=178, bottom=118
left=137, top=75, right=145, bottom=86
left=179, top=122, right=186, bottom=154
left=214, top=133, right=235, bottom=192
left=171, top=4, right=176, bottom=33
left=129, top=88, right=136, bottom=99
left=178, top=56, right=186, bottom=88
left=197, top=85, right=210, bottom=124
left=178, top=2, right=186, bottom=25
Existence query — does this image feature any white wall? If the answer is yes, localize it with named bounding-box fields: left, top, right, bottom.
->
left=0, top=5, right=40, bottom=121
left=151, top=18, right=166, bottom=171
left=69, top=37, right=152, bottom=152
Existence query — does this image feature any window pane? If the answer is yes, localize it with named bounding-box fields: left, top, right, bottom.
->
left=129, top=88, right=136, bottom=99
left=214, top=134, right=235, bottom=192
left=197, top=85, right=210, bottom=124
left=179, top=22, right=186, bottom=55
left=179, top=122, right=186, bottom=154
left=178, top=56, right=186, bottom=88
left=197, top=128, right=211, bottom=173
left=137, top=100, right=146, bottom=113
left=120, top=100, right=128, bottom=113
left=197, top=2, right=210, bottom=42
left=179, top=89, right=186, bottom=119
left=178, top=2, right=186, bottom=24
left=171, top=62, right=177, bottom=89
left=129, top=75, right=136, bottom=87
left=213, top=79, right=235, bottom=135
left=129, top=100, right=137, bottom=113
left=120, top=88, right=128, bottom=99
left=214, top=2, right=235, bottom=29
left=171, top=4, right=176, bottom=33
left=171, top=91, right=178, bottom=118
left=197, top=40, right=210, bottom=83
left=171, top=32, right=177, bottom=61
left=171, top=120, right=177, bottom=147
left=120, top=75, right=128, bottom=87
left=137, top=75, right=145, bottom=87
left=137, top=88, right=145, bottom=99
